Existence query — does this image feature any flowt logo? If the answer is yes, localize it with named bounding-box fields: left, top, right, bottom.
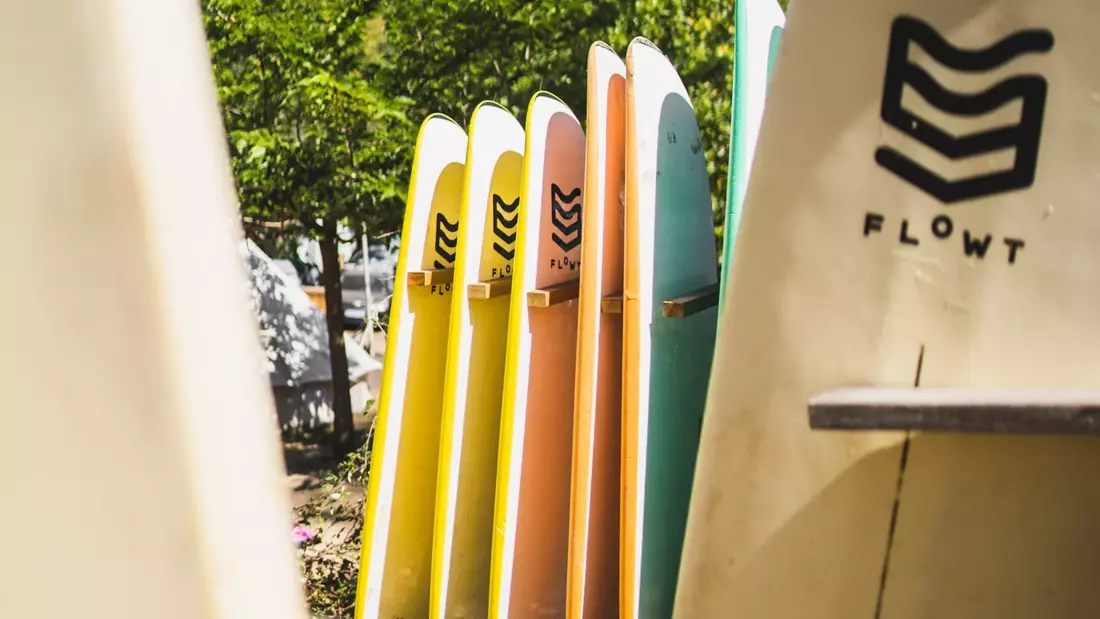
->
left=433, top=212, right=458, bottom=269
left=550, top=184, right=582, bottom=252
left=492, top=194, right=519, bottom=260
left=863, top=16, right=1054, bottom=266
left=875, top=16, right=1054, bottom=203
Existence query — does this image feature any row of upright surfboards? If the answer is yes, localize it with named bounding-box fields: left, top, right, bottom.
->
left=353, top=2, right=787, bottom=614
left=18, top=0, right=1099, bottom=618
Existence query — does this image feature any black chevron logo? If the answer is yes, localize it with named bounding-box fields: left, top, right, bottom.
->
left=550, top=184, right=582, bottom=252
left=492, top=194, right=519, bottom=260
left=875, top=16, right=1054, bottom=203
left=434, top=212, right=458, bottom=268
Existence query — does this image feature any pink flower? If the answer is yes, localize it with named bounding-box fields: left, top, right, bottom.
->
left=292, top=525, right=318, bottom=545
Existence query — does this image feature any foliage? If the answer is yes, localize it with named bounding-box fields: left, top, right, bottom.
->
left=294, top=427, right=373, bottom=618
left=203, top=0, right=407, bottom=460
left=374, top=0, right=739, bottom=247
left=203, top=0, right=412, bottom=244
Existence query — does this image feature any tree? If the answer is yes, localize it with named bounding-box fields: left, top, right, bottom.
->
left=203, top=0, right=412, bottom=460
left=374, top=0, right=736, bottom=247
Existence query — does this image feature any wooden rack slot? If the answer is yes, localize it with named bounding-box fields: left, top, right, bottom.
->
left=528, top=279, right=581, bottom=308
left=467, top=276, right=512, bottom=300
left=601, top=293, right=623, bottom=314
left=407, top=268, right=454, bottom=287
left=808, top=387, right=1100, bottom=435
left=662, top=282, right=720, bottom=318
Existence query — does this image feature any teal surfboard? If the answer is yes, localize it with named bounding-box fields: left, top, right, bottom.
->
left=719, top=0, right=785, bottom=300
left=622, top=37, right=719, bottom=619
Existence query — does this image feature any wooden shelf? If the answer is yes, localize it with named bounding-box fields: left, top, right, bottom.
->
left=601, top=293, right=623, bottom=314
left=467, top=276, right=511, bottom=300
left=407, top=268, right=454, bottom=287
left=808, top=387, right=1100, bottom=435
left=528, top=279, right=580, bottom=308
left=662, top=282, right=720, bottom=318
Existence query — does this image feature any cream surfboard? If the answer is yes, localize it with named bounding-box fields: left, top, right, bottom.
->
left=566, top=41, right=626, bottom=619
left=489, top=92, right=586, bottom=619
left=677, top=1, right=1100, bottom=618
left=622, top=38, right=720, bottom=619
left=719, top=0, right=785, bottom=299
left=1, top=2, right=307, bottom=618
left=356, top=115, right=467, bottom=619
left=431, top=101, right=524, bottom=619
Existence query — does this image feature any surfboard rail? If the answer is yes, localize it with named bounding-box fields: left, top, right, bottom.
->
left=809, top=387, right=1100, bottom=435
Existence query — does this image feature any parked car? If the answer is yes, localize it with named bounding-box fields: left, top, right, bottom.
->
left=341, top=238, right=398, bottom=329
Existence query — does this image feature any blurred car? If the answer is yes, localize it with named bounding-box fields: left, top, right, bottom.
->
left=341, top=238, right=398, bottom=329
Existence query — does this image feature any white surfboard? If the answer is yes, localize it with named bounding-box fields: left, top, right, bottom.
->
left=0, top=2, right=307, bottom=618
left=678, top=1, right=1100, bottom=618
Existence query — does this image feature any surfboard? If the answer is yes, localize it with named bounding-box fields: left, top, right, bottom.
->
left=356, top=115, right=467, bottom=619
left=622, top=38, right=720, bottom=619
left=489, top=92, right=586, bottom=619
left=2, top=2, right=307, bottom=618
left=719, top=0, right=785, bottom=299
left=430, top=101, right=524, bottom=619
left=565, top=41, right=626, bottom=619
left=676, top=1, right=1100, bottom=618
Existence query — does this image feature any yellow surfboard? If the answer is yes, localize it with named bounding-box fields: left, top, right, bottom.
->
left=1, top=2, right=307, bottom=618
left=566, top=41, right=626, bottom=619
left=489, top=92, right=586, bottom=619
left=677, top=2, right=1100, bottom=618
left=356, top=115, right=467, bottom=619
left=431, top=101, right=524, bottom=619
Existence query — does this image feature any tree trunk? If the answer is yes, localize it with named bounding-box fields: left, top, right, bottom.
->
left=320, top=217, right=354, bottom=461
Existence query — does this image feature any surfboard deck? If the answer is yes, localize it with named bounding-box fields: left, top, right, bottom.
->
left=622, top=38, right=719, bottom=619
left=356, top=115, right=467, bottom=619
left=719, top=0, right=785, bottom=299
left=2, top=2, right=307, bottom=618
left=566, top=41, right=626, bottom=619
left=431, top=101, right=524, bottom=619
left=489, top=92, right=586, bottom=619
left=677, top=1, right=1100, bottom=618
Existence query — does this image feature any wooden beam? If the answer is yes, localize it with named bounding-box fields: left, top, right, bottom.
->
left=407, top=268, right=454, bottom=287
left=528, top=279, right=580, bottom=308
left=601, top=293, right=623, bottom=314
left=468, top=276, right=512, bottom=300
left=662, top=282, right=720, bottom=318
left=808, top=387, right=1100, bottom=435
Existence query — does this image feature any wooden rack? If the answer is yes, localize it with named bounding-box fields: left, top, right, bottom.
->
left=808, top=387, right=1100, bottom=435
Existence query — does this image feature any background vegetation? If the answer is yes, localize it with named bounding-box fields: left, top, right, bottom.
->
left=201, top=0, right=783, bottom=615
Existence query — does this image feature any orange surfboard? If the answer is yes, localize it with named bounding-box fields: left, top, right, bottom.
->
left=489, top=92, right=586, bottom=619
left=566, top=42, right=626, bottom=619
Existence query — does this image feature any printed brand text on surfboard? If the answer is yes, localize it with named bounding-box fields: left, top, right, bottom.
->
left=863, top=212, right=1025, bottom=265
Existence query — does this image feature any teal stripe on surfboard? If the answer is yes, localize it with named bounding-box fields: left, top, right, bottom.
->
left=719, top=0, right=785, bottom=308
